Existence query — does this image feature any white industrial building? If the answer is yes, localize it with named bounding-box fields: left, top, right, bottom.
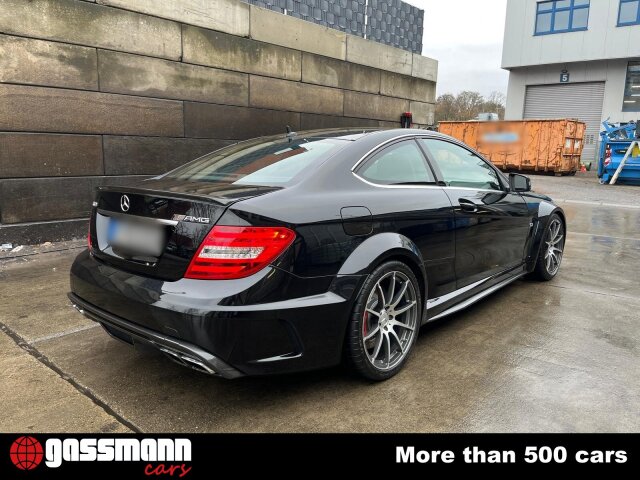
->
left=502, top=0, right=640, bottom=161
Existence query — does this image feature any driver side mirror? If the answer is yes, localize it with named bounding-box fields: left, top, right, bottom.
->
left=509, top=173, right=531, bottom=192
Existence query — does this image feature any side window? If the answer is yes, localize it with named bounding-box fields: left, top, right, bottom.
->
left=358, top=141, right=435, bottom=185
left=419, top=139, right=503, bottom=191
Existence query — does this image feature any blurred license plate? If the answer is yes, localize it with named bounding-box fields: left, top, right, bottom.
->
left=107, top=218, right=164, bottom=256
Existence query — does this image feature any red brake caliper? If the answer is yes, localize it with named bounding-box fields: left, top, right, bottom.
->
left=363, top=311, right=369, bottom=337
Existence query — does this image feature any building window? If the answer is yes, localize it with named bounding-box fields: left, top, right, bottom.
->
left=618, top=0, right=640, bottom=26
left=535, top=0, right=590, bottom=35
left=623, top=62, right=640, bottom=112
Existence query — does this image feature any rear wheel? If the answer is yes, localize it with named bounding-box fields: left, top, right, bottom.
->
left=346, top=261, right=421, bottom=381
left=531, top=214, right=565, bottom=281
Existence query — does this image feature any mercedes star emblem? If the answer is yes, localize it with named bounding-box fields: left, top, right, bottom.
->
left=120, top=195, right=130, bottom=212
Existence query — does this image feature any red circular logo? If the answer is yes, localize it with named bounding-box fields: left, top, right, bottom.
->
left=9, top=436, right=43, bottom=470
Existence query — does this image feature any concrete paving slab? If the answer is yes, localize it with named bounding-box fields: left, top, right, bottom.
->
left=550, top=206, right=640, bottom=301
left=0, top=329, right=129, bottom=433
left=532, top=173, right=640, bottom=208
left=0, top=247, right=92, bottom=342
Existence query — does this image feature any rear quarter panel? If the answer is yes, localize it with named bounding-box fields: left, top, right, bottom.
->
left=224, top=137, right=457, bottom=300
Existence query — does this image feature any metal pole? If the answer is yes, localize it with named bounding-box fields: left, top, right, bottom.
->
left=364, top=0, right=369, bottom=39
left=610, top=140, right=638, bottom=185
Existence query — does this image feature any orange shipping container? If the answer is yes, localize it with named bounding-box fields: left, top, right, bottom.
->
left=438, top=119, right=586, bottom=175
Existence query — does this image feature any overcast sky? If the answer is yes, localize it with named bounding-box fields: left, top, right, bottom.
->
left=409, top=0, right=509, bottom=98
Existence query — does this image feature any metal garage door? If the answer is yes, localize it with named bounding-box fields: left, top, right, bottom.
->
left=524, top=82, right=605, bottom=162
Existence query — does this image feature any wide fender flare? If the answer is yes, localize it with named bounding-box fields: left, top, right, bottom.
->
left=528, top=201, right=566, bottom=269
left=337, top=232, right=427, bottom=287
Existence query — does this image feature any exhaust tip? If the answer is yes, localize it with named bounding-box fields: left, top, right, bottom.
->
left=71, top=303, right=85, bottom=314
left=158, top=346, right=217, bottom=375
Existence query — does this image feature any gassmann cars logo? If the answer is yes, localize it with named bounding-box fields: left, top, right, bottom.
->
left=10, top=436, right=44, bottom=470
left=9, top=436, right=192, bottom=477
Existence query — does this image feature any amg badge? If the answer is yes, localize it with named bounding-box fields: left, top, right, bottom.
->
left=172, top=214, right=210, bottom=224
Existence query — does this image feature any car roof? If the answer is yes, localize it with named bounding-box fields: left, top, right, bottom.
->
left=346, top=128, right=450, bottom=142
left=253, top=127, right=450, bottom=143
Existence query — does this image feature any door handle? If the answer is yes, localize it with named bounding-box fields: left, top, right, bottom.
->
left=459, top=199, right=479, bottom=213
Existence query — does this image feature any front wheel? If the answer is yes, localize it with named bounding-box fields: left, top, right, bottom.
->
left=531, top=214, right=565, bottom=281
left=345, top=261, right=422, bottom=381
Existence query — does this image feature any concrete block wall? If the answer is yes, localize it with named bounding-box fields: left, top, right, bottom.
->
left=0, top=0, right=437, bottom=244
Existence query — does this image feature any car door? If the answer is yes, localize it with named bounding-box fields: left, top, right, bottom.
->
left=417, top=138, right=532, bottom=288
left=355, top=139, right=457, bottom=299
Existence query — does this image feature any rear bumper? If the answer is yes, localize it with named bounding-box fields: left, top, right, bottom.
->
left=69, top=292, right=244, bottom=378
left=69, top=250, right=363, bottom=376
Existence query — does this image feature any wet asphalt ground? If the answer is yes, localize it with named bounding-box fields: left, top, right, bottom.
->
left=1, top=173, right=639, bottom=433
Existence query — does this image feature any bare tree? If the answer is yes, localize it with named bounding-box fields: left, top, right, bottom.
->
left=455, top=91, right=485, bottom=121
left=483, top=91, right=506, bottom=120
left=435, top=90, right=506, bottom=123
left=487, top=91, right=506, bottom=105
left=434, top=93, right=457, bottom=123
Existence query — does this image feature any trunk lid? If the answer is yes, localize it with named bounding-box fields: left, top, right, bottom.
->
left=90, top=178, right=279, bottom=281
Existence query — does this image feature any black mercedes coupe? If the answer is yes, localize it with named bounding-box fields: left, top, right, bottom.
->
left=69, top=128, right=566, bottom=381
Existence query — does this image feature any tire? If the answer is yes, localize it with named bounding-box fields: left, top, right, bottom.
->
left=345, top=260, right=422, bottom=381
left=531, top=214, right=565, bottom=281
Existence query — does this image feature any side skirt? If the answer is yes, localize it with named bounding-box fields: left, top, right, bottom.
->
left=426, top=271, right=526, bottom=322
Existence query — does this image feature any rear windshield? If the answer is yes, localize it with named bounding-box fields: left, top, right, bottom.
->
left=163, top=137, right=347, bottom=187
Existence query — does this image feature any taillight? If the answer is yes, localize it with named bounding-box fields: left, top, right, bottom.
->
left=604, top=145, right=612, bottom=167
left=87, top=227, right=92, bottom=252
left=185, top=226, right=296, bottom=280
